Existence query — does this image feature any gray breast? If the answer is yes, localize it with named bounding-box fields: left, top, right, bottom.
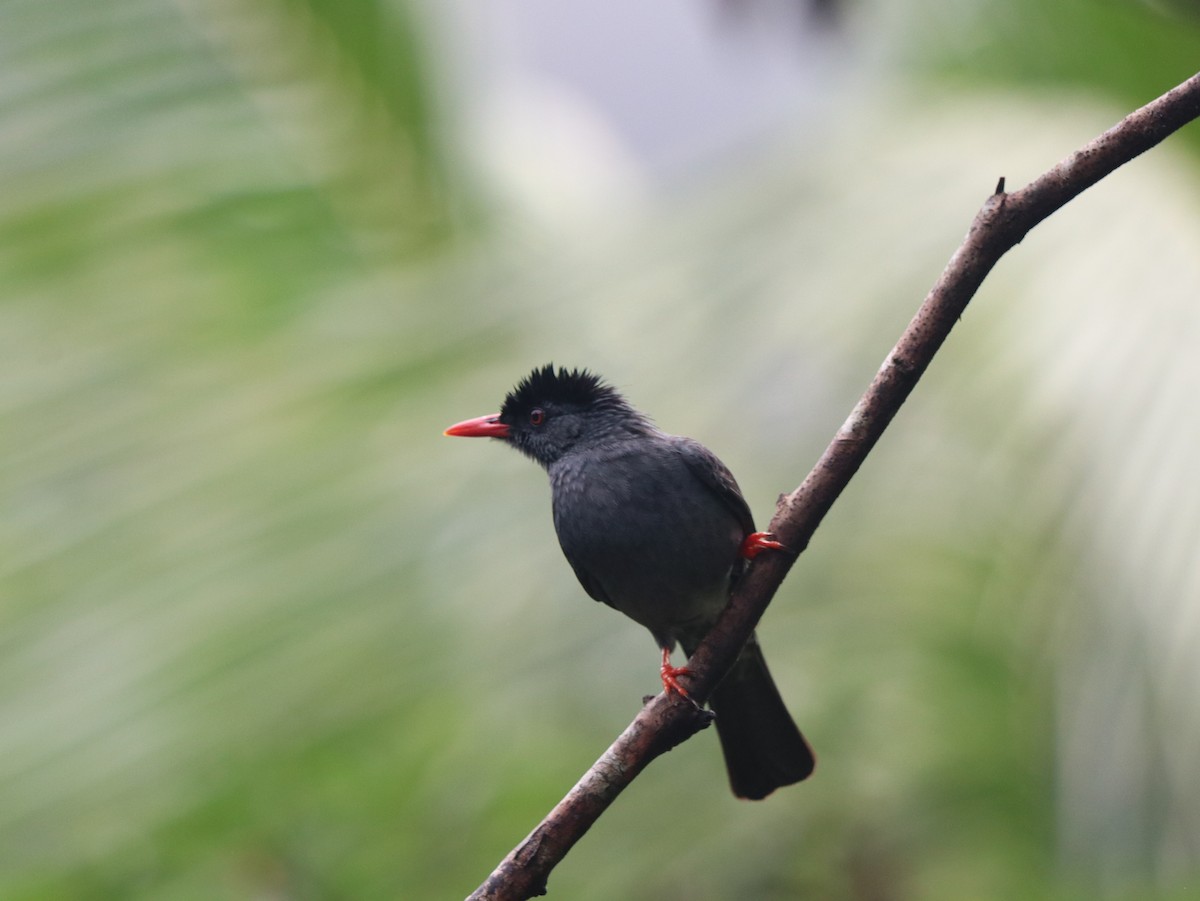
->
left=550, top=441, right=742, bottom=647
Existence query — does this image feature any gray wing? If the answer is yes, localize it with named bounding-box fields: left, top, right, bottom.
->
left=561, top=549, right=616, bottom=608
left=673, top=436, right=757, bottom=536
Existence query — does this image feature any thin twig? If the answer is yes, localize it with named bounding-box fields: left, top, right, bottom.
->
left=466, top=70, right=1200, bottom=901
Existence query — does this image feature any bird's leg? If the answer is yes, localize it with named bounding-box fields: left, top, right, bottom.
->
left=659, top=647, right=692, bottom=698
left=740, top=531, right=786, bottom=560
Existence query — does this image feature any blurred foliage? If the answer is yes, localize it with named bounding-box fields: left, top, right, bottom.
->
left=908, top=0, right=1200, bottom=153
left=1, top=1, right=1199, bottom=900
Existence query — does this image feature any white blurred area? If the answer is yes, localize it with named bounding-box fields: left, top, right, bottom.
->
left=420, top=0, right=847, bottom=220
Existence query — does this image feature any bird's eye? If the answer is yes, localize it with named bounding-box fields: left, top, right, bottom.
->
left=529, top=408, right=545, bottom=426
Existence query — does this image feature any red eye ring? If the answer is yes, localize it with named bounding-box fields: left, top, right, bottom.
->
left=529, top=408, right=545, bottom=426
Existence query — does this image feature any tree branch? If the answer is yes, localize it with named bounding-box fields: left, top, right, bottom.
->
left=466, top=70, right=1200, bottom=901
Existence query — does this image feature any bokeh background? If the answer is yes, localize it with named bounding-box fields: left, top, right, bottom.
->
left=2, top=1, right=1199, bottom=898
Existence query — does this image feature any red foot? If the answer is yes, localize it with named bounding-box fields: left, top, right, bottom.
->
left=660, top=647, right=692, bottom=698
left=740, top=531, right=786, bottom=560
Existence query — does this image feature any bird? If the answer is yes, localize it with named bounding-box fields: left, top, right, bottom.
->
left=444, top=364, right=815, bottom=799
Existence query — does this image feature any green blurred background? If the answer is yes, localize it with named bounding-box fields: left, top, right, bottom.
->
left=2, top=1, right=1199, bottom=898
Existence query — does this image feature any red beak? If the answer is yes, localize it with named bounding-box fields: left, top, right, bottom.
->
left=444, top=413, right=511, bottom=438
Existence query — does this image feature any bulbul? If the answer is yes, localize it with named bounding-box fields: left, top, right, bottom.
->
left=445, top=364, right=815, bottom=799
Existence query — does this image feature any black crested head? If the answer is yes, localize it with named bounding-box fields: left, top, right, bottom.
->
left=502, top=365, right=619, bottom=418
left=498, top=364, right=652, bottom=467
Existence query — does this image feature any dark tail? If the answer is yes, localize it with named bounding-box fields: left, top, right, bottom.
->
left=703, top=635, right=815, bottom=799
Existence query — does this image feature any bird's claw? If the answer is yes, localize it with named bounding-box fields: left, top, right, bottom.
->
left=740, top=531, right=787, bottom=560
left=660, top=648, right=702, bottom=710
